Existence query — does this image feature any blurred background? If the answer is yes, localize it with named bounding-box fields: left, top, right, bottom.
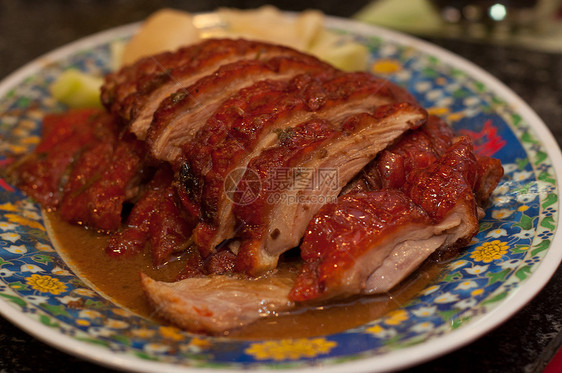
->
left=0, top=1, right=561, bottom=372
left=1, top=0, right=561, bottom=130
left=358, top=0, right=562, bottom=51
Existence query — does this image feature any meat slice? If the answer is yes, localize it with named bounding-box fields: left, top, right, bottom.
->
left=290, top=137, right=481, bottom=301
left=474, top=156, right=503, bottom=205
left=140, top=272, right=294, bottom=334
left=8, top=109, right=148, bottom=232
left=8, top=109, right=108, bottom=208
left=180, top=72, right=420, bottom=256
left=342, top=115, right=503, bottom=206
left=233, top=103, right=427, bottom=275
left=146, top=55, right=335, bottom=162
left=106, top=166, right=195, bottom=266
left=365, top=198, right=476, bottom=293
left=342, top=115, right=455, bottom=194
left=290, top=190, right=432, bottom=301
left=101, top=39, right=326, bottom=140
left=140, top=137, right=497, bottom=332
left=57, top=132, right=147, bottom=231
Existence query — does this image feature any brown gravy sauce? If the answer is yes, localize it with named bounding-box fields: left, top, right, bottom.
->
left=45, top=211, right=445, bottom=340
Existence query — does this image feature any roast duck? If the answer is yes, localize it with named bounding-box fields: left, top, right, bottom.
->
left=9, top=39, right=503, bottom=333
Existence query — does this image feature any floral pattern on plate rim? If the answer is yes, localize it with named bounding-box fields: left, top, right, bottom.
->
left=0, top=20, right=557, bottom=370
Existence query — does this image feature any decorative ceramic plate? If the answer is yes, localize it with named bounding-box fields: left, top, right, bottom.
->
left=0, top=13, right=561, bottom=373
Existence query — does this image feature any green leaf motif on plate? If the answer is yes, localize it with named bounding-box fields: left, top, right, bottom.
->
left=427, top=55, right=440, bottom=65
left=453, top=89, right=470, bottom=99
left=450, top=68, right=464, bottom=77
left=134, top=351, right=160, bottom=361
left=451, top=315, right=471, bottom=329
left=422, top=67, right=438, bottom=78
left=84, top=299, right=108, bottom=309
left=512, top=244, right=530, bottom=254
left=515, top=266, right=532, bottom=281
left=540, top=216, right=555, bottom=231
left=491, top=96, right=506, bottom=105
left=111, top=334, right=131, bottom=346
left=32, top=254, right=52, bottom=264
left=542, top=193, right=557, bottom=209
left=0, top=293, right=27, bottom=308
left=521, top=131, right=539, bottom=144
left=534, top=151, right=547, bottom=165
left=39, top=314, right=60, bottom=328
left=393, top=335, right=427, bottom=349
left=9, top=281, right=30, bottom=292
left=40, top=303, right=71, bottom=317
left=75, top=336, right=111, bottom=347
left=478, top=221, right=494, bottom=232
left=531, top=240, right=550, bottom=256
left=487, top=268, right=511, bottom=285
left=482, top=291, right=508, bottom=305
left=443, top=271, right=463, bottom=282
left=473, top=81, right=486, bottom=93
left=438, top=309, right=458, bottom=322
left=514, top=213, right=536, bottom=231
left=538, top=171, right=556, bottom=184
left=511, top=113, right=522, bottom=127
left=515, top=158, right=529, bottom=170
left=16, top=97, right=31, bottom=108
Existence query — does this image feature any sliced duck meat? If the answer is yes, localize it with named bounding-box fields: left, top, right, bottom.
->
left=290, top=137, right=482, bottom=302
left=342, top=115, right=455, bottom=194
left=10, top=37, right=505, bottom=335
left=343, top=116, right=503, bottom=206
left=140, top=272, right=294, bottom=334
left=474, top=156, right=504, bottom=205
left=233, top=103, right=427, bottom=275
left=106, top=165, right=195, bottom=266
left=404, top=136, right=479, bottom=222
left=101, top=39, right=327, bottom=140
left=7, top=109, right=110, bottom=208
left=58, top=131, right=147, bottom=231
left=146, top=55, right=335, bottom=162
left=180, top=72, right=420, bottom=256
left=8, top=109, right=149, bottom=232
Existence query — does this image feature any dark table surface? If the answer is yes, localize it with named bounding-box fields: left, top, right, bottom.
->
left=0, top=1, right=561, bottom=372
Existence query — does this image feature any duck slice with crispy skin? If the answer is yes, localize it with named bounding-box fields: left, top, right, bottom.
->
left=105, top=165, right=196, bottom=266
left=7, top=108, right=103, bottom=209
left=140, top=272, right=295, bottom=334
left=9, top=109, right=149, bottom=232
left=179, top=71, right=420, bottom=257
left=146, top=55, right=336, bottom=162
left=342, top=115, right=503, bottom=205
left=101, top=38, right=330, bottom=140
left=233, top=103, right=427, bottom=275
left=342, top=115, right=455, bottom=194
left=139, top=132, right=501, bottom=333
left=290, top=137, right=482, bottom=301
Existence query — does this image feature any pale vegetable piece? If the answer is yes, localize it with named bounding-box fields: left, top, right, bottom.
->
left=49, top=69, right=103, bottom=108
left=121, top=8, right=201, bottom=66
left=354, top=0, right=443, bottom=34
left=109, top=40, right=126, bottom=71
left=117, top=7, right=368, bottom=73
left=293, top=9, right=324, bottom=49
left=216, top=6, right=324, bottom=51
left=309, top=30, right=369, bottom=71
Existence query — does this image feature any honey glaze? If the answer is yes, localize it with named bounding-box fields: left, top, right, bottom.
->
left=44, top=211, right=445, bottom=340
